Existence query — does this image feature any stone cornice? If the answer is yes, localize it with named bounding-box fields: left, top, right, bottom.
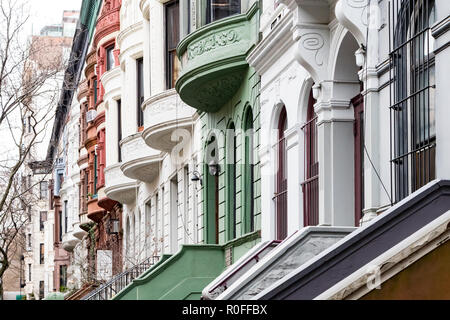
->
left=93, top=7, right=121, bottom=48
left=77, top=79, right=89, bottom=101
left=94, top=111, right=106, bottom=128
left=139, top=0, right=150, bottom=20
left=431, top=14, right=450, bottom=39
left=117, top=21, right=143, bottom=48
left=85, top=50, right=97, bottom=78
left=142, top=88, right=177, bottom=112
left=84, top=136, right=97, bottom=150
left=247, top=9, right=294, bottom=74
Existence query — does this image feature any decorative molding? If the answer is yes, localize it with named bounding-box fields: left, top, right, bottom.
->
left=335, top=0, right=369, bottom=45
left=188, top=29, right=241, bottom=60
left=431, top=14, right=450, bottom=39
left=195, top=73, right=245, bottom=112
left=300, top=32, right=325, bottom=66
left=293, top=26, right=330, bottom=83
left=247, top=9, right=294, bottom=74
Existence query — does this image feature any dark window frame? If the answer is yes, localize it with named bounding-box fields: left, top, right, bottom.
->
left=40, top=181, right=48, bottom=199
left=39, top=243, right=44, bottom=264
left=39, top=211, right=47, bottom=231
left=136, top=58, right=144, bottom=128
left=206, top=0, right=241, bottom=24
left=59, top=265, right=67, bottom=289
left=106, top=44, right=115, bottom=71
left=389, top=0, right=436, bottom=203
left=165, top=0, right=180, bottom=89
left=118, top=99, right=122, bottom=162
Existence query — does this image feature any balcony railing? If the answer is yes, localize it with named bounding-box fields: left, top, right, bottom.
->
left=301, top=116, right=319, bottom=226
left=82, top=255, right=160, bottom=300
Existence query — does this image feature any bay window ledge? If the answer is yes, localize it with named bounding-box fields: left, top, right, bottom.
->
left=104, top=163, right=138, bottom=204
left=120, top=133, right=164, bottom=183
left=142, top=89, right=196, bottom=153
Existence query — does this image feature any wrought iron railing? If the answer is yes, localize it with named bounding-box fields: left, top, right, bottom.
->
left=82, top=255, right=160, bottom=300
left=301, top=116, right=319, bottom=226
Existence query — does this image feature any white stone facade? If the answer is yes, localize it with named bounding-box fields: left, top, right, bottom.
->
left=251, top=0, right=450, bottom=242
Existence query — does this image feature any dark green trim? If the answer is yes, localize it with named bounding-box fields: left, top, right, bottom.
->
left=223, top=230, right=260, bottom=250
left=177, top=2, right=259, bottom=58
left=242, top=105, right=254, bottom=234
left=225, top=121, right=236, bottom=241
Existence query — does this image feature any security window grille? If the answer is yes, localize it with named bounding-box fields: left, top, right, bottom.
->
left=274, top=107, right=288, bottom=240
left=39, top=244, right=44, bottom=264
left=206, top=0, right=241, bottom=23
left=301, top=91, right=319, bottom=226
left=136, top=58, right=144, bottom=128
left=106, top=45, right=115, bottom=71
left=389, top=0, right=436, bottom=203
left=40, top=181, right=48, bottom=199
left=165, top=0, right=180, bottom=89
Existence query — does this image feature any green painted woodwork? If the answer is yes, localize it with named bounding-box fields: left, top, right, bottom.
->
left=112, top=233, right=261, bottom=300
left=79, top=0, right=102, bottom=41
left=43, top=292, right=64, bottom=300
left=112, top=245, right=225, bottom=300
left=223, top=230, right=261, bottom=264
left=199, top=66, right=261, bottom=246
left=175, top=3, right=259, bottom=113
left=205, top=162, right=218, bottom=244
left=226, top=122, right=236, bottom=241
left=243, top=106, right=254, bottom=233
left=176, top=3, right=261, bottom=249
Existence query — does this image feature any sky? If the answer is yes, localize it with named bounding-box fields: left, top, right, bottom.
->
left=27, top=0, right=83, bottom=36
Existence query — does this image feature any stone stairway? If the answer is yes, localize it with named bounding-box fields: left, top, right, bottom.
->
left=216, top=226, right=355, bottom=300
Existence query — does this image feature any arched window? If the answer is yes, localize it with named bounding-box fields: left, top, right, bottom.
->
left=301, top=90, right=318, bottom=226
left=390, top=0, right=436, bottom=202
left=205, top=134, right=219, bottom=244
left=243, top=108, right=254, bottom=233
left=275, top=107, right=287, bottom=240
left=226, top=122, right=236, bottom=240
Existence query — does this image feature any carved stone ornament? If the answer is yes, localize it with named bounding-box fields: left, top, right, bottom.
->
left=188, top=29, right=240, bottom=60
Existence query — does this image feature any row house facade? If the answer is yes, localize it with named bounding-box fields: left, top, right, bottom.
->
left=27, top=0, right=450, bottom=300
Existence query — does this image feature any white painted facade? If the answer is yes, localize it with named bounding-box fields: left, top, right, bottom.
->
left=103, top=0, right=203, bottom=268
left=250, top=0, right=450, bottom=242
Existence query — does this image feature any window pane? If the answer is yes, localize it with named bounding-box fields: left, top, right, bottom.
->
left=106, top=45, right=115, bottom=71
left=207, top=0, right=240, bottom=23
left=166, top=1, right=180, bottom=89
left=137, top=58, right=144, bottom=127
